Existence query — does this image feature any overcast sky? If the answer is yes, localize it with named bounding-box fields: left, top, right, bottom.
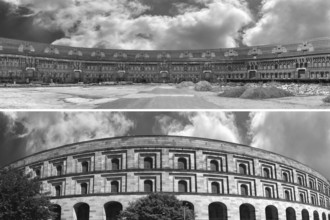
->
left=1, top=111, right=330, bottom=180
left=1, top=0, right=330, bottom=49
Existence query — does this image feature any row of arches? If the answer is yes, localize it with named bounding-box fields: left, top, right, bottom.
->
left=52, top=201, right=330, bottom=220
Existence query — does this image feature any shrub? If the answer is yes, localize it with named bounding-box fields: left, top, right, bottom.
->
left=194, top=81, right=212, bottom=91
left=218, top=87, right=247, bottom=98
left=240, top=87, right=293, bottom=99
left=176, top=81, right=195, bottom=88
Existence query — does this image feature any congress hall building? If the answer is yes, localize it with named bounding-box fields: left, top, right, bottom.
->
left=1, top=37, right=330, bottom=84
left=6, top=135, right=330, bottom=220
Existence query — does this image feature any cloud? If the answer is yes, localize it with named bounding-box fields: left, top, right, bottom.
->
left=243, top=0, right=330, bottom=46
left=6, top=0, right=253, bottom=49
left=248, top=112, right=330, bottom=178
left=154, top=112, right=241, bottom=143
left=3, top=112, right=135, bottom=154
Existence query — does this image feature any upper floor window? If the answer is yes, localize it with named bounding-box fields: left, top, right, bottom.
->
left=265, top=187, right=272, bottom=198
left=144, top=157, right=153, bottom=169
left=210, top=160, right=219, bottom=171
left=144, top=180, right=153, bottom=192
left=35, top=169, right=41, bottom=178
left=111, top=158, right=119, bottom=170
left=300, top=194, right=305, bottom=203
left=283, top=172, right=289, bottom=182
left=298, top=177, right=303, bottom=185
left=211, top=182, right=220, bottom=194
left=263, top=168, right=270, bottom=178
left=178, top=180, right=188, bottom=193
left=284, top=190, right=290, bottom=201
left=239, top=164, right=247, bottom=175
left=55, top=185, right=61, bottom=197
left=82, top=161, right=89, bottom=173
left=240, top=184, right=248, bottom=196
left=111, top=181, right=119, bottom=193
left=178, top=158, right=187, bottom=170
left=81, top=183, right=88, bottom=195
left=56, top=165, right=62, bottom=176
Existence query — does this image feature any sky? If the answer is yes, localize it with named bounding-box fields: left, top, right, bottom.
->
left=1, top=0, right=330, bottom=50
left=1, top=111, right=330, bottom=180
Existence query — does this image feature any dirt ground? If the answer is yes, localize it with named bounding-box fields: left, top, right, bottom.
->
left=0, top=84, right=329, bottom=109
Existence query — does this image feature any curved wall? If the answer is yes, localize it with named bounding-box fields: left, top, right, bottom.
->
left=1, top=37, right=330, bottom=83
left=7, top=135, right=330, bottom=220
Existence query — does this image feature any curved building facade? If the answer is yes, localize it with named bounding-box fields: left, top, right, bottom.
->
left=7, top=135, right=330, bottom=220
left=1, top=37, right=330, bottom=83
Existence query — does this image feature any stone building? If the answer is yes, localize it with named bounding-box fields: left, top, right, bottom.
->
left=1, top=37, right=330, bottom=83
left=7, top=135, right=330, bottom=220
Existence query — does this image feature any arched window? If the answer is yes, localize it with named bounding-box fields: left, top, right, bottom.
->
left=313, top=211, right=320, bottom=220
left=56, top=165, right=62, bottom=176
left=302, top=209, right=309, bottom=220
left=178, top=180, right=188, bottom=193
left=239, top=203, right=256, bottom=220
left=283, top=172, right=289, bottom=182
left=300, top=194, right=305, bottom=203
left=265, top=205, right=278, bottom=220
left=104, top=202, right=122, bottom=220
left=209, top=202, right=227, bottom=220
left=286, top=207, right=296, bottom=220
left=81, top=183, right=88, bottom=195
left=310, top=180, right=314, bottom=189
left=241, top=184, right=248, bottom=196
left=298, top=177, right=303, bottom=185
left=144, top=180, right=153, bottom=192
left=51, top=205, right=61, bottom=220
left=210, top=160, right=219, bottom=171
left=322, top=213, right=326, bottom=220
left=111, top=181, right=119, bottom=193
left=263, top=168, right=270, bottom=178
left=178, top=158, right=187, bottom=170
left=74, top=203, right=89, bottom=220
left=82, top=161, right=89, bottom=173
left=265, top=187, right=272, bottom=198
left=284, top=191, right=290, bottom=201
left=111, top=159, right=119, bottom=170
left=55, top=185, right=61, bottom=197
left=239, top=164, right=247, bottom=175
left=312, top=196, right=316, bottom=205
left=144, top=157, right=153, bottom=169
left=211, top=182, right=220, bottom=194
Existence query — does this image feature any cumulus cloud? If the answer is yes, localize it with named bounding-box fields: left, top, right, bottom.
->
left=6, top=0, right=253, bottom=49
left=154, top=112, right=241, bottom=143
left=3, top=112, right=135, bottom=154
left=243, top=0, right=330, bottom=46
left=248, top=112, right=330, bottom=177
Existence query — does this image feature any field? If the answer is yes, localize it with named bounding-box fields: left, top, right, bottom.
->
left=0, top=83, right=329, bottom=109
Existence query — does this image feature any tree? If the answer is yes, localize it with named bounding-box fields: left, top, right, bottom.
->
left=0, top=168, right=55, bottom=220
left=119, top=193, right=195, bottom=220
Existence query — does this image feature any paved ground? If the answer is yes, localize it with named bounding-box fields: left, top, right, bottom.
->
left=0, top=84, right=329, bottom=109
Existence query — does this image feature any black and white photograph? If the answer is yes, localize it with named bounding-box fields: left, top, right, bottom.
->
left=1, top=111, right=330, bottom=220
left=0, top=0, right=330, bottom=108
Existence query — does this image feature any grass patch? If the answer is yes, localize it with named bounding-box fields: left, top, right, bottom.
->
left=322, top=95, right=330, bottom=103
left=240, top=87, right=293, bottom=99
left=194, top=81, right=212, bottom=91
left=218, top=86, right=247, bottom=98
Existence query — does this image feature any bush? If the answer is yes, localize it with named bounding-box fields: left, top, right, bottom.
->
left=240, top=87, right=293, bottom=99
left=119, top=193, right=195, bottom=220
left=218, top=87, right=247, bottom=98
left=194, top=81, right=212, bottom=91
left=176, top=81, right=195, bottom=88
left=322, top=95, right=330, bottom=103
